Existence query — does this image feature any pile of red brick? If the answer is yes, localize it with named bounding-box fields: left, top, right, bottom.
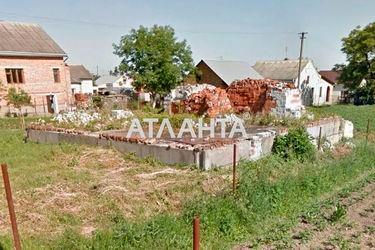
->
left=183, top=87, right=232, bottom=117
left=227, top=78, right=282, bottom=113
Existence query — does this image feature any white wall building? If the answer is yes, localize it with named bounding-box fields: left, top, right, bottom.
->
left=253, top=59, right=333, bottom=106
left=69, top=65, right=94, bottom=94
left=95, top=74, right=133, bottom=94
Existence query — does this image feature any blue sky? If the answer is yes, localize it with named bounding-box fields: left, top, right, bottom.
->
left=0, top=0, right=374, bottom=74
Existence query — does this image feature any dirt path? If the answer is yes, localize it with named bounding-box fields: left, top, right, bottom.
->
left=295, top=182, right=375, bottom=249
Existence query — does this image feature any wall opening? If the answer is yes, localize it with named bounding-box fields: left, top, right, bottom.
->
left=326, top=86, right=331, bottom=102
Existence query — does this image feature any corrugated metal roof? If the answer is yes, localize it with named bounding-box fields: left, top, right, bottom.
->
left=200, top=60, right=263, bottom=85
left=253, top=59, right=309, bottom=81
left=69, top=65, right=92, bottom=83
left=0, top=21, right=66, bottom=57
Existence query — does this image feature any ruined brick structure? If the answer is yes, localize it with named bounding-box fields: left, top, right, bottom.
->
left=227, top=78, right=280, bottom=113
left=183, top=88, right=232, bottom=117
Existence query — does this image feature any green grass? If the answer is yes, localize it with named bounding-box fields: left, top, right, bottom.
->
left=308, top=104, right=375, bottom=132
left=0, top=106, right=374, bottom=249
left=34, top=142, right=373, bottom=250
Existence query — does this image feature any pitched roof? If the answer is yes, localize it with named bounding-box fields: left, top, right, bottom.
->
left=199, top=60, right=263, bottom=85
left=253, top=59, right=310, bottom=81
left=69, top=65, right=92, bottom=83
left=333, top=84, right=348, bottom=92
left=0, top=21, right=66, bottom=57
left=94, top=75, right=120, bottom=86
left=319, top=70, right=341, bottom=84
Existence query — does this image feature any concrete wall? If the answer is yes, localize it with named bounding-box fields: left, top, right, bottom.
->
left=26, top=118, right=353, bottom=170
left=305, top=118, right=353, bottom=147
left=26, top=128, right=276, bottom=170
left=270, top=88, right=304, bottom=118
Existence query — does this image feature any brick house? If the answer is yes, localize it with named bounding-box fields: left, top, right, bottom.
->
left=0, top=21, right=72, bottom=115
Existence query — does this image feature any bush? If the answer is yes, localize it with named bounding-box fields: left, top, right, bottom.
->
left=92, top=96, right=104, bottom=109
left=272, top=127, right=315, bottom=161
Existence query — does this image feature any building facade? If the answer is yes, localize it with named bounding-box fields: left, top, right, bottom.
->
left=70, top=64, right=94, bottom=94
left=0, top=21, right=72, bottom=115
left=253, top=59, right=333, bottom=106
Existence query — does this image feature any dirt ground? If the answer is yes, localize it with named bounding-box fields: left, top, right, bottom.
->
left=301, top=183, right=374, bottom=249
left=293, top=182, right=375, bottom=249
left=0, top=146, right=231, bottom=238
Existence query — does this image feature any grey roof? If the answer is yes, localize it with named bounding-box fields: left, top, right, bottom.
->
left=69, top=65, right=92, bottom=83
left=0, top=21, right=66, bottom=57
left=333, top=84, right=348, bottom=92
left=94, top=75, right=119, bottom=86
left=253, top=59, right=310, bottom=81
left=200, top=60, right=263, bottom=85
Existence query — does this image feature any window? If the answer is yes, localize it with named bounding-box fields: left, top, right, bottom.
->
left=5, top=69, right=24, bottom=83
left=319, top=87, right=323, bottom=97
left=306, top=75, right=310, bottom=84
left=53, top=68, right=60, bottom=83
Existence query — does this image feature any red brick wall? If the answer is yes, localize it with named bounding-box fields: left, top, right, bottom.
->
left=0, top=56, right=72, bottom=114
left=196, top=61, right=228, bottom=89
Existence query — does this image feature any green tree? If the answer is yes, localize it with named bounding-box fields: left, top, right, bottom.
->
left=5, top=87, right=32, bottom=129
left=113, top=25, right=194, bottom=102
left=331, top=63, right=345, bottom=72
left=339, top=22, right=375, bottom=104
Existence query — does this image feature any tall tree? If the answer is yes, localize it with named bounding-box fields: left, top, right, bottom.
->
left=339, top=22, right=375, bottom=104
left=113, top=25, right=194, bottom=98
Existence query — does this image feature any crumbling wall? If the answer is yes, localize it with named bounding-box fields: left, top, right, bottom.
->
left=183, top=87, right=232, bottom=117
left=226, top=78, right=279, bottom=113
left=226, top=78, right=304, bottom=118
left=270, top=88, right=304, bottom=118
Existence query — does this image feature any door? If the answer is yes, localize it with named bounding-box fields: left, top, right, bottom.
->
left=326, top=87, right=331, bottom=103
left=46, top=95, right=54, bottom=114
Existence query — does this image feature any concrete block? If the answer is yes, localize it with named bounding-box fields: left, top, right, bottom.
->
left=342, top=120, right=354, bottom=138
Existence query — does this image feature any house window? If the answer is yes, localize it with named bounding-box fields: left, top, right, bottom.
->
left=306, top=75, right=310, bottom=84
left=319, top=87, right=323, bottom=97
left=5, top=69, right=24, bottom=83
left=53, top=68, right=61, bottom=83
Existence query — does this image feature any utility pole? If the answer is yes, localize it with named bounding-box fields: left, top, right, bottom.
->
left=297, top=32, right=308, bottom=89
left=284, top=45, right=288, bottom=60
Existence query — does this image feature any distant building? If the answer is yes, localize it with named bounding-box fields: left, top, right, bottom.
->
left=253, top=59, right=333, bottom=106
left=69, top=65, right=94, bottom=94
left=0, top=21, right=72, bottom=114
left=319, top=70, right=349, bottom=104
left=195, top=59, right=263, bottom=88
left=94, top=74, right=133, bottom=94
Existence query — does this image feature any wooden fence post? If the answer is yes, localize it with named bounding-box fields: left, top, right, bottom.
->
left=366, top=119, right=370, bottom=144
left=193, top=216, right=200, bottom=250
left=1, top=164, right=21, bottom=250
left=317, top=127, right=322, bottom=150
left=232, top=144, right=237, bottom=193
left=34, top=98, right=37, bottom=115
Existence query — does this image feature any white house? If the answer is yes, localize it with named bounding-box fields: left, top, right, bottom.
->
left=253, top=59, right=333, bottom=106
left=69, top=65, right=94, bottom=94
left=95, top=74, right=133, bottom=94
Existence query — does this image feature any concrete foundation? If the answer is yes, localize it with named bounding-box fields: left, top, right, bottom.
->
left=26, top=117, right=353, bottom=170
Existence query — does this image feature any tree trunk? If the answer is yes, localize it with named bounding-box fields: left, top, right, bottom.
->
left=19, top=107, right=25, bottom=130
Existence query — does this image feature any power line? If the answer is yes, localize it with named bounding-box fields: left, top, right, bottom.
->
left=0, top=11, right=296, bottom=36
